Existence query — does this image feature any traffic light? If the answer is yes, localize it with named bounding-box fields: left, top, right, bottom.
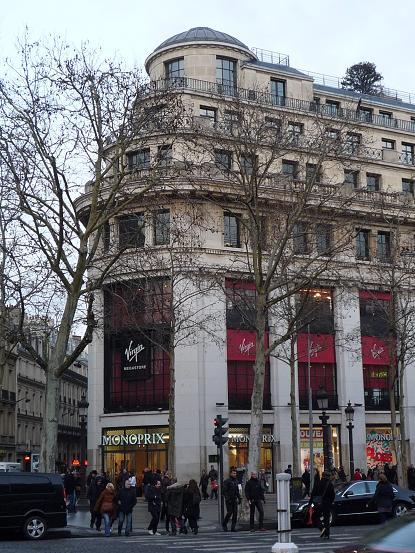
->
left=23, top=452, right=31, bottom=472
left=213, top=415, right=229, bottom=446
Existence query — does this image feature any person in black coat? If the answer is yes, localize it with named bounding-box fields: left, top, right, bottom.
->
left=199, top=469, right=209, bottom=500
left=222, top=469, right=241, bottom=532
left=116, top=479, right=137, bottom=536
left=301, top=469, right=311, bottom=498
left=373, top=473, right=395, bottom=523
left=184, top=479, right=201, bottom=534
left=245, top=471, right=265, bottom=531
left=146, top=479, right=162, bottom=535
left=311, top=470, right=335, bottom=539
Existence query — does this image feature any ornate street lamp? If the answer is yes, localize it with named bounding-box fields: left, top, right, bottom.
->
left=345, top=401, right=355, bottom=479
left=316, top=386, right=331, bottom=471
left=77, top=393, right=89, bottom=496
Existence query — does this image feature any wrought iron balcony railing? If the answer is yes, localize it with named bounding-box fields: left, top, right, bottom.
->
left=149, top=77, right=415, bottom=134
left=365, top=390, right=400, bottom=411
left=228, top=392, right=272, bottom=410
left=299, top=392, right=339, bottom=410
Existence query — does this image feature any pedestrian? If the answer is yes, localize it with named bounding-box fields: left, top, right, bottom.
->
left=408, top=465, right=415, bottom=490
left=301, top=468, right=311, bottom=498
left=210, top=478, right=219, bottom=500
left=161, top=471, right=173, bottom=522
left=367, top=468, right=374, bottom=481
left=352, top=468, right=362, bottom=480
left=146, top=478, right=162, bottom=535
left=311, top=470, right=335, bottom=539
left=259, top=469, right=269, bottom=494
left=311, top=469, right=320, bottom=495
left=222, top=469, right=241, bottom=532
left=389, top=465, right=398, bottom=485
left=116, top=479, right=137, bottom=536
left=373, top=473, right=394, bottom=524
left=284, top=464, right=292, bottom=475
left=64, top=470, right=77, bottom=513
left=384, top=463, right=392, bottom=482
left=184, top=479, right=201, bottom=534
left=199, top=469, right=209, bottom=500
left=129, top=470, right=137, bottom=489
left=94, top=483, right=117, bottom=537
left=142, top=467, right=154, bottom=497
left=338, top=466, right=347, bottom=482
left=86, top=470, right=100, bottom=529
left=116, top=468, right=129, bottom=490
left=245, top=471, right=266, bottom=532
left=166, top=482, right=186, bottom=535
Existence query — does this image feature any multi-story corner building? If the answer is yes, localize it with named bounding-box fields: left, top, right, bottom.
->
left=83, top=27, right=415, bottom=483
left=0, top=341, right=17, bottom=463
left=15, top=335, right=88, bottom=470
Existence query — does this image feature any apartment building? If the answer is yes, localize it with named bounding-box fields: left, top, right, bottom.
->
left=83, top=27, right=415, bottom=482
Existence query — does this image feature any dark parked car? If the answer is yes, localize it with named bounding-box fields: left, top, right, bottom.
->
left=335, top=511, right=415, bottom=552
left=291, top=480, right=415, bottom=525
left=0, top=472, right=67, bottom=539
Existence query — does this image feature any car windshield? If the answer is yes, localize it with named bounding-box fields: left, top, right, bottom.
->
left=365, top=515, right=415, bottom=552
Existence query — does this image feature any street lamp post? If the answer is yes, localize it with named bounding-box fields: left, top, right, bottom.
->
left=77, top=393, right=89, bottom=497
left=316, top=386, right=330, bottom=472
left=345, top=401, right=355, bottom=479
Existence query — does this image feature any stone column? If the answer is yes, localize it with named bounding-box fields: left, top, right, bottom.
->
left=333, top=287, right=366, bottom=475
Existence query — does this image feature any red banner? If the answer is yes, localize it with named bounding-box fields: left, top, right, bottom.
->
left=227, top=329, right=268, bottom=361
left=361, top=336, right=392, bottom=365
left=297, top=334, right=335, bottom=363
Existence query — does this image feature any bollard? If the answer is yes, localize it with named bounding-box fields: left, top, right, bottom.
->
left=271, top=473, right=298, bottom=553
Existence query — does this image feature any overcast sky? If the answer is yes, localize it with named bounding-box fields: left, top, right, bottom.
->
left=2, top=0, right=415, bottom=94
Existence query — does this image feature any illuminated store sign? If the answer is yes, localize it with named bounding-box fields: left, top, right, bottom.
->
left=101, top=433, right=166, bottom=446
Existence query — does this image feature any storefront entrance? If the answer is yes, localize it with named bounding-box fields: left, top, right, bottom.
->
left=101, top=426, right=169, bottom=484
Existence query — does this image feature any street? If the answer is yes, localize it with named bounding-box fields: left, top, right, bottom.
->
left=0, top=525, right=371, bottom=553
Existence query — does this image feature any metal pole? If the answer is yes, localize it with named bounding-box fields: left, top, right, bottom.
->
left=348, top=423, right=355, bottom=478
left=80, top=419, right=87, bottom=498
left=307, top=324, right=314, bottom=491
left=217, top=444, right=224, bottom=525
left=320, top=412, right=330, bottom=472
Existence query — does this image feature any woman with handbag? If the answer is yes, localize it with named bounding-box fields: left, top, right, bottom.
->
left=310, top=470, right=335, bottom=539
left=94, top=483, right=117, bottom=537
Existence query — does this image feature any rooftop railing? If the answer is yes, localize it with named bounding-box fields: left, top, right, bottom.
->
left=251, top=47, right=290, bottom=66
left=149, top=77, right=415, bottom=134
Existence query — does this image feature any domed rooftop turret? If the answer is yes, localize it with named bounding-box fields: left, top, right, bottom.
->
left=145, top=27, right=256, bottom=72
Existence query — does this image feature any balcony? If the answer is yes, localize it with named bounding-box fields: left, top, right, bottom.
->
left=299, top=392, right=339, bottom=410
left=104, top=401, right=169, bottom=414
left=149, top=78, right=415, bottom=135
left=365, top=390, right=399, bottom=411
left=228, top=392, right=272, bottom=410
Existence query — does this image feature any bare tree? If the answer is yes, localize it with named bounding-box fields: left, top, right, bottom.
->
left=0, top=36, right=183, bottom=471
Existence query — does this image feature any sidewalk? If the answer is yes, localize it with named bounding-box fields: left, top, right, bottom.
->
left=67, top=494, right=278, bottom=537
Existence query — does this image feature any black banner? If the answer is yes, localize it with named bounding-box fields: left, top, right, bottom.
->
left=120, top=335, right=151, bottom=380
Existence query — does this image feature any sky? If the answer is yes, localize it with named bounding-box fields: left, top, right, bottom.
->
left=1, top=0, right=415, bottom=93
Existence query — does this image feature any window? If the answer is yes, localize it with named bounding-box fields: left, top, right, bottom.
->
left=382, top=138, right=395, bottom=150
left=316, top=224, right=332, bottom=255
left=310, top=96, right=321, bottom=112
left=157, top=145, right=172, bottom=167
left=127, top=148, right=150, bottom=170
left=306, top=163, right=321, bottom=183
left=223, top=109, right=240, bottom=130
left=265, top=116, right=281, bottom=130
left=296, top=288, right=334, bottom=334
left=401, top=143, right=414, bottom=165
left=241, top=154, right=256, bottom=176
left=224, top=212, right=241, bottom=248
left=360, top=295, right=389, bottom=337
left=293, top=222, right=309, bottom=254
left=282, top=160, right=298, bottom=179
left=344, top=170, right=359, bottom=188
left=326, top=128, right=339, bottom=140
left=165, top=57, right=184, bottom=83
left=225, top=280, right=256, bottom=330
left=215, top=150, right=232, bottom=171
left=288, top=122, right=303, bottom=144
left=228, top=360, right=271, bottom=409
left=348, top=482, right=368, bottom=496
left=200, top=105, right=217, bottom=121
left=358, top=107, right=373, bottom=123
left=377, top=231, right=391, bottom=262
left=153, top=210, right=170, bottom=246
left=103, top=222, right=111, bottom=252
left=216, top=57, right=236, bottom=91
left=325, top=100, right=340, bottom=116
left=270, top=79, right=286, bottom=105
left=379, top=111, right=393, bottom=125
left=402, top=178, right=414, bottom=195
left=356, top=229, right=370, bottom=260
left=345, top=132, right=361, bottom=155
left=119, top=213, right=145, bottom=248
left=366, top=174, right=380, bottom=191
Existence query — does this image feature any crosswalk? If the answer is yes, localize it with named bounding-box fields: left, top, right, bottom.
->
left=120, top=530, right=358, bottom=552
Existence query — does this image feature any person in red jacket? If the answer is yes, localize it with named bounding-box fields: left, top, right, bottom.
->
left=353, top=468, right=363, bottom=480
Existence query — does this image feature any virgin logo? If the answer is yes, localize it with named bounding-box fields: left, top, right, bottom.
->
left=309, top=341, right=323, bottom=358
left=125, top=341, right=145, bottom=363
left=239, top=338, right=255, bottom=355
left=371, top=343, right=384, bottom=360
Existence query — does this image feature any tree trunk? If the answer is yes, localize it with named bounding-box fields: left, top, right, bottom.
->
left=168, top=343, right=176, bottom=477
left=399, top=361, right=408, bottom=487
left=290, top=338, right=300, bottom=476
left=41, top=370, right=60, bottom=472
left=389, top=383, right=401, bottom=484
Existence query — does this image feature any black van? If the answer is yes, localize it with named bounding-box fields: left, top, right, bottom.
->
left=0, top=472, right=67, bottom=539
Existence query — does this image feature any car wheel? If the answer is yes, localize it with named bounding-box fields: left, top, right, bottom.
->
left=23, top=515, right=47, bottom=540
left=393, top=502, right=408, bottom=518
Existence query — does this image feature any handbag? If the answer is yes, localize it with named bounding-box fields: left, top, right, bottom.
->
left=306, top=505, right=314, bottom=526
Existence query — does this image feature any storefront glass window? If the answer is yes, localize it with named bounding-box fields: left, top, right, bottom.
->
left=300, top=426, right=340, bottom=474
left=366, top=427, right=397, bottom=468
